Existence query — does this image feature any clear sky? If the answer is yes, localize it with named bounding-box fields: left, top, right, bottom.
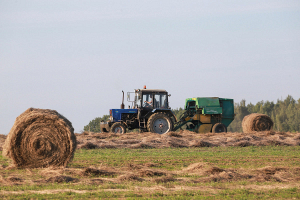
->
left=1, top=0, right=299, bottom=134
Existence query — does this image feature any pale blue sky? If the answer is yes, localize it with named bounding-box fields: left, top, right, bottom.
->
left=1, top=0, right=299, bottom=134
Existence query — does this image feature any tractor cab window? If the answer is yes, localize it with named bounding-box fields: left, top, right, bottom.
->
left=142, top=93, right=153, bottom=108
left=154, top=93, right=168, bottom=109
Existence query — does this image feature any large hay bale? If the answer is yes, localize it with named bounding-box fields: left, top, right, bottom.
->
left=3, top=108, right=76, bottom=168
left=242, top=113, right=273, bottom=133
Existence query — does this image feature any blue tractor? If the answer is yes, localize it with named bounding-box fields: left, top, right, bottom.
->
left=100, top=87, right=176, bottom=134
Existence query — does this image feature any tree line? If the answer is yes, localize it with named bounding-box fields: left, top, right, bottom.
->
left=84, top=95, right=300, bottom=133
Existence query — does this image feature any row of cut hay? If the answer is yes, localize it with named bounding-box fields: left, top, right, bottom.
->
left=1, top=163, right=300, bottom=186
left=2, top=130, right=299, bottom=153
left=75, top=130, right=300, bottom=149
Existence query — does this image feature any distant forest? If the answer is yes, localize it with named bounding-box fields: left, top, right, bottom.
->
left=84, top=95, right=300, bottom=133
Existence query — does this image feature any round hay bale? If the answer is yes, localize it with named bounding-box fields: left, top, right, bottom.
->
left=242, top=113, right=273, bottom=133
left=3, top=108, right=76, bottom=168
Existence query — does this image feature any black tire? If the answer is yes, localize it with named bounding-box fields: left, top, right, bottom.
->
left=147, top=112, right=173, bottom=134
left=212, top=123, right=227, bottom=133
left=110, top=122, right=126, bottom=134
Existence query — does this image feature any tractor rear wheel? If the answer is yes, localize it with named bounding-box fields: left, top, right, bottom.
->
left=212, top=123, right=227, bottom=133
left=147, top=112, right=173, bottom=134
left=110, top=122, right=126, bottom=134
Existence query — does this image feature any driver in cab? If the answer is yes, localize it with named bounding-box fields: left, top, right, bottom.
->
left=144, top=94, right=153, bottom=108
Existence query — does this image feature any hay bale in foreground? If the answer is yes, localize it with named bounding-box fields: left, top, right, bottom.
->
left=242, top=113, right=273, bottom=133
left=3, top=108, right=76, bottom=168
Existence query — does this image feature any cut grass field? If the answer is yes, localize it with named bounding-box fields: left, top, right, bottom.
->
left=1, top=145, right=300, bottom=199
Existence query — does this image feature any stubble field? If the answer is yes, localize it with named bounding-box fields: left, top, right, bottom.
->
left=0, top=130, right=300, bottom=199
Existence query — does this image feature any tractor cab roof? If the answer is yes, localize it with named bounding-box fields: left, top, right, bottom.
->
left=136, top=89, right=168, bottom=93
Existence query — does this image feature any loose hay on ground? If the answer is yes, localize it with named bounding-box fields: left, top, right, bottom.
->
left=39, top=167, right=64, bottom=177
left=153, top=175, right=176, bottom=183
left=117, top=174, right=144, bottom=182
left=46, top=175, right=78, bottom=183
left=181, top=162, right=207, bottom=172
left=138, top=169, right=167, bottom=177
left=80, top=167, right=116, bottom=177
left=78, top=142, right=99, bottom=149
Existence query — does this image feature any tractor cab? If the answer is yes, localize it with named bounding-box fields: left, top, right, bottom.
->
left=131, top=89, right=169, bottom=110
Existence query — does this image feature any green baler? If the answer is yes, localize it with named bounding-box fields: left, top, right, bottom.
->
left=173, top=97, right=234, bottom=133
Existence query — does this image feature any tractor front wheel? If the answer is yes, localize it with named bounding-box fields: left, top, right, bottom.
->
left=147, top=112, right=173, bottom=134
left=110, top=122, right=126, bottom=134
left=212, top=123, right=227, bottom=133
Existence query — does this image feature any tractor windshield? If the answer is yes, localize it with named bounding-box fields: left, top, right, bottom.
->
left=141, top=92, right=168, bottom=109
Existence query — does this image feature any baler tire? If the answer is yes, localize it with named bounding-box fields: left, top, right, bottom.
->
left=212, top=123, right=227, bottom=133
left=147, top=112, right=173, bottom=134
left=110, top=122, right=126, bottom=134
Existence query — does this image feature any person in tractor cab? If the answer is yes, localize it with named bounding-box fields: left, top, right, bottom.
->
left=143, top=94, right=153, bottom=108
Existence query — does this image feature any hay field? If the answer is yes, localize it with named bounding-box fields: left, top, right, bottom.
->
left=0, top=131, right=300, bottom=199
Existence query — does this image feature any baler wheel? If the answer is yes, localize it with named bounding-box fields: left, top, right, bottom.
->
left=110, top=122, right=126, bottom=134
left=147, top=112, right=173, bottom=134
left=212, top=123, right=227, bottom=133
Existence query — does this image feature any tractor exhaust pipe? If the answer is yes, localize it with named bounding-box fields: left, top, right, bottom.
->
left=121, top=90, right=125, bottom=109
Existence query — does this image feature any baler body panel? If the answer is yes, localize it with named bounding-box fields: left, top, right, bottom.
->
left=202, top=107, right=223, bottom=114
left=219, top=98, right=235, bottom=127
left=185, top=97, right=220, bottom=108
